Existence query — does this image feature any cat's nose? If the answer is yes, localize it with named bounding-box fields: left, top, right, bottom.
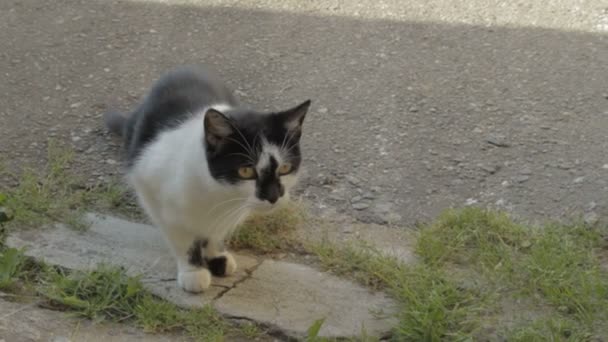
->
left=262, top=185, right=283, bottom=204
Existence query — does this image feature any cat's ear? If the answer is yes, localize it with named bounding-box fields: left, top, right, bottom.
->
left=204, top=109, right=233, bottom=147
left=279, top=100, right=311, bottom=132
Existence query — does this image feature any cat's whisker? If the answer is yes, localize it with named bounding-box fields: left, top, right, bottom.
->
left=230, top=124, right=256, bottom=158
left=227, top=137, right=256, bottom=160
left=227, top=152, right=255, bottom=164
left=211, top=203, right=251, bottom=231
left=206, top=197, right=249, bottom=216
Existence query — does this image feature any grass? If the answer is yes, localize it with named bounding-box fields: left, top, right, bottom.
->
left=231, top=203, right=303, bottom=253
left=0, top=140, right=131, bottom=234
left=0, top=247, right=27, bottom=290
left=40, top=265, right=230, bottom=341
left=312, top=241, right=481, bottom=341
left=0, top=250, right=233, bottom=341
left=312, top=207, right=608, bottom=341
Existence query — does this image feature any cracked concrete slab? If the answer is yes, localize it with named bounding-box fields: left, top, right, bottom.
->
left=216, top=260, right=397, bottom=338
left=7, top=214, right=396, bottom=338
left=6, top=213, right=259, bottom=308
left=0, top=296, right=176, bottom=342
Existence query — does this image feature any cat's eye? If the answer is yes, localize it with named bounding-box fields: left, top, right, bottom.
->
left=278, top=163, right=292, bottom=175
left=238, top=166, right=256, bottom=179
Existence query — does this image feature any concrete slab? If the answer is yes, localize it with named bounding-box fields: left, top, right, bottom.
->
left=6, top=213, right=259, bottom=308
left=7, top=214, right=397, bottom=338
left=0, top=296, right=177, bottom=342
left=215, top=260, right=396, bottom=338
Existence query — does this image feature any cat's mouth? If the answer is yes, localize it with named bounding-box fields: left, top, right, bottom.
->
left=250, top=198, right=286, bottom=213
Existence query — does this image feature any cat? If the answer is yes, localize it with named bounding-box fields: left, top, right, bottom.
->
left=103, top=65, right=310, bottom=293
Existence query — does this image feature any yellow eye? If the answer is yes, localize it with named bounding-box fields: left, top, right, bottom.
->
left=278, top=163, right=292, bottom=175
left=238, top=166, right=256, bottom=179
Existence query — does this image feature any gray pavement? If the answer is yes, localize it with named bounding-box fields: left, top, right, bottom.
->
left=1, top=0, right=607, bottom=226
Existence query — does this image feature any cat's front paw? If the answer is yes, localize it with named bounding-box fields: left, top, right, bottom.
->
left=177, top=269, right=212, bottom=293
left=207, top=252, right=237, bottom=277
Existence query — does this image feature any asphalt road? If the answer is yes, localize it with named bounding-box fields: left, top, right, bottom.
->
left=1, top=0, right=607, bottom=226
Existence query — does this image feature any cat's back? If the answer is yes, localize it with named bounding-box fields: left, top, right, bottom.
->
left=125, top=66, right=237, bottom=163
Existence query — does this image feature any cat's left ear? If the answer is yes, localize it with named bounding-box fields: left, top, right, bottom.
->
left=204, top=108, right=233, bottom=148
left=279, top=100, right=311, bottom=132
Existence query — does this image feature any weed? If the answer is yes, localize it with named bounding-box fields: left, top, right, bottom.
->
left=231, top=204, right=303, bottom=253
left=0, top=247, right=27, bottom=290
left=37, top=264, right=230, bottom=341
left=311, top=207, right=608, bottom=340
left=40, top=265, right=146, bottom=320
left=0, top=140, right=131, bottom=233
left=311, top=241, right=480, bottom=340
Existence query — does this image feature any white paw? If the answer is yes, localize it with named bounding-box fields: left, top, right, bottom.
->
left=177, top=269, right=212, bottom=293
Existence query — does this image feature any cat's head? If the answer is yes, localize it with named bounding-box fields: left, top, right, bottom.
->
left=203, top=100, right=311, bottom=210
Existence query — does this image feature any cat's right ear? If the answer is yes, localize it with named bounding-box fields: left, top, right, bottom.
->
left=204, top=109, right=233, bottom=148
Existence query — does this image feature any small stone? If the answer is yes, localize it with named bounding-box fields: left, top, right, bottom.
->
left=106, top=159, right=117, bottom=165
left=519, top=167, right=532, bottom=175
left=602, top=164, right=608, bottom=170
left=346, top=175, right=360, bottom=186
left=515, top=175, right=530, bottom=183
left=374, top=203, right=392, bottom=214
left=0, top=207, right=13, bottom=223
left=465, top=198, right=478, bottom=206
left=480, top=164, right=500, bottom=174
left=351, top=196, right=363, bottom=203
left=103, top=68, right=110, bottom=72
left=584, top=212, right=599, bottom=225
left=408, top=106, right=419, bottom=113
left=558, top=163, right=574, bottom=170
left=234, top=89, right=248, bottom=97
left=70, top=102, right=82, bottom=108
left=352, top=202, right=370, bottom=210
left=362, top=192, right=375, bottom=200
left=71, top=136, right=81, bottom=142
left=149, top=29, right=157, bottom=33
left=573, top=176, right=585, bottom=184
left=328, top=194, right=345, bottom=202
left=318, top=107, right=328, bottom=114
left=486, top=134, right=510, bottom=147
left=451, top=179, right=464, bottom=186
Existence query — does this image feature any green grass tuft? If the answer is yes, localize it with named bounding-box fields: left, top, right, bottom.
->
left=0, top=140, right=131, bottom=233
left=0, top=247, right=27, bottom=290
left=38, top=265, right=230, bottom=341
left=231, top=204, right=303, bottom=253
left=40, top=265, right=146, bottom=320
left=311, top=207, right=608, bottom=341
left=416, top=207, right=526, bottom=272
left=311, top=241, right=481, bottom=340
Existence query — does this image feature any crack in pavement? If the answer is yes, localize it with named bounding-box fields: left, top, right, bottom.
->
left=212, top=260, right=263, bottom=301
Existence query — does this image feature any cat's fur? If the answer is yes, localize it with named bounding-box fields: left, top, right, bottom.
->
left=104, top=66, right=310, bottom=292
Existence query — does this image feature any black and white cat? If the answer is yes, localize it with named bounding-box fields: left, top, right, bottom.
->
left=104, top=66, right=310, bottom=293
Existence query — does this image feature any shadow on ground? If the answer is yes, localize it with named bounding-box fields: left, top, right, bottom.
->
left=1, top=0, right=607, bottom=226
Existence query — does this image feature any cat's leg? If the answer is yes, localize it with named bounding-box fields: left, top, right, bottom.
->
left=130, top=176, right=211, bottom=292
left=205, top=239, right=237, bottom=277
left=163, top=228, right=213, bottom=293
